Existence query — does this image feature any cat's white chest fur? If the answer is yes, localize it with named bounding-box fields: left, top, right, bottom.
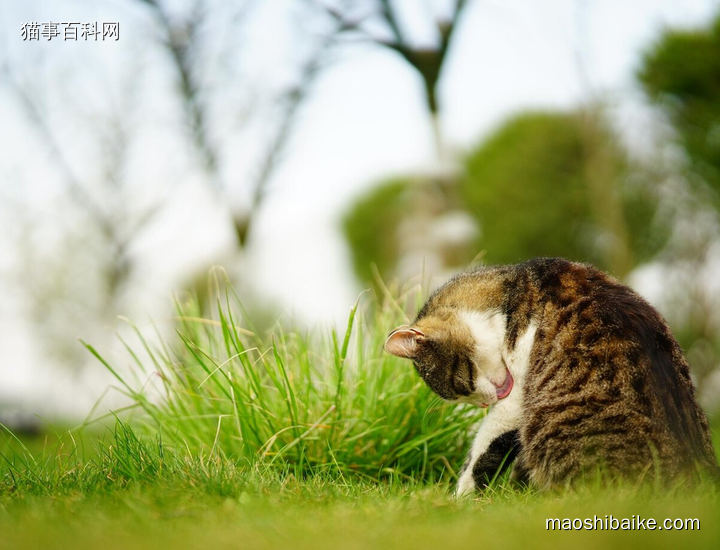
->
left=459, top=310, right=508, bottom=394
left=455, top=314, right=537, bottom=497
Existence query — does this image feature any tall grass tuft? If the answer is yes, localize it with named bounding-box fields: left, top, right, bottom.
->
left=82, top=281, right=484, bottom=484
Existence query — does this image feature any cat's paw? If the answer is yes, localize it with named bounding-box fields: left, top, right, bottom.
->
left=454, top=472, right=476, bottom=498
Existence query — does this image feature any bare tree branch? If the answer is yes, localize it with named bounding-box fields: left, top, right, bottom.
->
left=237, top=27, right=340, bottom=245
left=0, top=56, right=164, bottom=306
left=134, top=0, right=346, bottom=247
left=307, top=0, right=472, bottom=156
left=378, top=0, right=405, bottom=44
left=439, top=0, right=469, bottom=54
left=135, top=0, right=220, bottom=185
left=0, top=65, right=110, bottom=233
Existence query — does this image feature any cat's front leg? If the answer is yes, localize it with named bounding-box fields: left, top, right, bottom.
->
left=473, top=429, right=521, bottom=485
left=456, top=429, right=521, bottom=496
left=456, top=393, right=524, bottom=497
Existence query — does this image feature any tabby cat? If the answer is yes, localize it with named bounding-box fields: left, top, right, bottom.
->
left=384, top=258, right=719, bottom=494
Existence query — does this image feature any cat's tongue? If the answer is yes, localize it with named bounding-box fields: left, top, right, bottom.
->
left=495, top=369, right=514, bottom=400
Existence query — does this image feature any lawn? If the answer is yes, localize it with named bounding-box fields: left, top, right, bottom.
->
left=2, top=285, right=719, bottom=549
left=2, top=470, right=718, bottom=550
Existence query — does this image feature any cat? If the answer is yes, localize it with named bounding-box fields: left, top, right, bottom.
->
left=384, top=258, right=719, bottom=495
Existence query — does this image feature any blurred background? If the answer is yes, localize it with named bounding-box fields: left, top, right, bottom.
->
left=2, top=0, right=720, bottom=427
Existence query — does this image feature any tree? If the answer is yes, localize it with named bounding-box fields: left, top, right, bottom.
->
left=637, top=12, right=720, bottom=396
left=0, top=0, right=341, bottom=368
left=133, top=0, right=344, bottom=247
left=0, top=50, right=162, bottom=367
left=312, top=0, right=470, bottom=157
left=638, top=13, right=720, bottom=207
left=343, top=108, right=668, bottom=285
left=461, top=110, right=666, bottom=276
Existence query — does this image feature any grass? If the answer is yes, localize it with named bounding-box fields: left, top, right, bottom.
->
left=2, top=475, right=718, bottom=549
left=80, top=279, right=483, bottom=484
left=1, top=280, right=720, bottom=549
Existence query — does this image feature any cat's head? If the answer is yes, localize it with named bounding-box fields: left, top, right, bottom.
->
left=384, top=307, right=513, bottom=407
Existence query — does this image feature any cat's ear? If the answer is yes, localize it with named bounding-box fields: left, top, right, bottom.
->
left=384, top=327, right=425, bottom=359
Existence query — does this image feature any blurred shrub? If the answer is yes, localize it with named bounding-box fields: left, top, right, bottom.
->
left=462, top=110, right=669, bottom=271
left=343, top=179, right=410, bottom=285
left=462, top=111, right=601, bottom=266
left=638, top=12, right=720, bottom=205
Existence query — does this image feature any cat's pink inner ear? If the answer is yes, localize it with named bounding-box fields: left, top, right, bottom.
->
left=384, top=327, right=424, bottom=359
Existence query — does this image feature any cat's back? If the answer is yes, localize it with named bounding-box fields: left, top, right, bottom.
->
left=517, top=258, right=718, bottom=486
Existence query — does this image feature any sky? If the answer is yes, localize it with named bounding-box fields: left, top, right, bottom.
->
left=1, top=0, right=719, bottom=418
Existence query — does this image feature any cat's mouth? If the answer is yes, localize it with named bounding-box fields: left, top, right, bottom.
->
left=494, top=368, right=514, bottom=400
left=471, top=368, right=514, bottom=407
